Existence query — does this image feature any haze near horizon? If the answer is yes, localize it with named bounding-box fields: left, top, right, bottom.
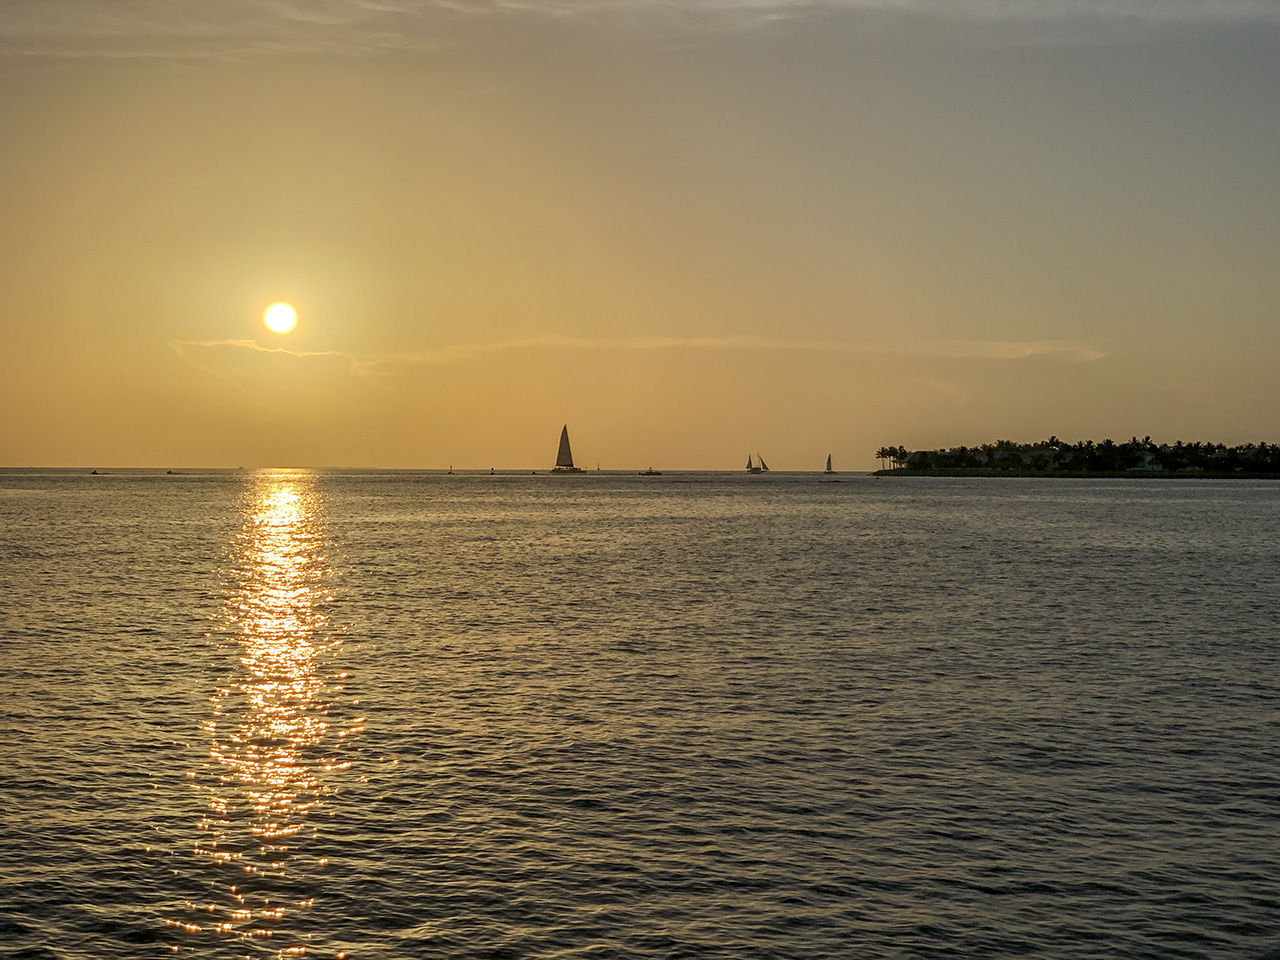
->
left=2, top=1, right=1278, bottom=470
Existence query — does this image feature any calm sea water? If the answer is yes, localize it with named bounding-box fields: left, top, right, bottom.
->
left=1, top=469, right=1278, bottom=960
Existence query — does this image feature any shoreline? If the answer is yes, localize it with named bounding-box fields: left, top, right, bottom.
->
left=874, top=467, right=1280, bottom=479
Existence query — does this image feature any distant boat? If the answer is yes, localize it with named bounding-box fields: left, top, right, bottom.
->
left=551, top=424, right=584, bottom=473
left=824, top=454, right=835, bottom=474
left=639, top=467, right=662, bottom=476
left=746, top=454, right=769, bottom=474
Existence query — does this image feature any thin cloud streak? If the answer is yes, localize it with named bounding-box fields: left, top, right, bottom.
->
left=169, top=334, right=1107, bottom=372
left=4, top=0, right=1279, bottom=57
left=168, top=339, right=358, bottom=362
left=166, top=339, right=362, bottom=395
left=366, top=334, right=1108, bottom=366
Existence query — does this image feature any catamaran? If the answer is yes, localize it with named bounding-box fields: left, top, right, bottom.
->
left=552, top=425, right=584, bottom=473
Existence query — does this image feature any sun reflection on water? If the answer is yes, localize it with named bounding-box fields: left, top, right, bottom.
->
left=177, top=470, right=360, bottom=957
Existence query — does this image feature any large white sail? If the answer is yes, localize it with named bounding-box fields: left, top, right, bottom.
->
left=555, top=425, right=576, bottom=469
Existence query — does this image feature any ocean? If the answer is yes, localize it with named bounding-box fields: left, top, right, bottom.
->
left=1, top=469, right=1277, bottom=959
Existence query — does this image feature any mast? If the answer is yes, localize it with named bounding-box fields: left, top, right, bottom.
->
left=555, top=425, right=575, bottom=469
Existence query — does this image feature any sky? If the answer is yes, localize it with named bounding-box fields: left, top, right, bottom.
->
left=1, top=0, right=1278, bottom=470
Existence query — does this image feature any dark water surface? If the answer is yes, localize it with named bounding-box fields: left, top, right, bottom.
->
left=2, top=470, right=1278, bottom=959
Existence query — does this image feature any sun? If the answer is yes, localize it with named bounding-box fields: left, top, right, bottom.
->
left=264, top=302, right=297, bottom=334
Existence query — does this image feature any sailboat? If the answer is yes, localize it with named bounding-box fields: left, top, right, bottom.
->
left=824, top=454, right=835, bottom=475
left=551, top=424, right=584, bottom=473
left=746, top=454, right=769, bottom=474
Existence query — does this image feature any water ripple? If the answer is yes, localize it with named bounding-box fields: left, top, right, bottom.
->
left=1, top=473, right=1278, bottom=958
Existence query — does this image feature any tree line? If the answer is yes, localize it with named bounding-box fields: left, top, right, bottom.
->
left=876, top=437, right=1280, bottom=474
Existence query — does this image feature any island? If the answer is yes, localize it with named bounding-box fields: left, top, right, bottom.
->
left=874, top=438, right=1280, bottom=478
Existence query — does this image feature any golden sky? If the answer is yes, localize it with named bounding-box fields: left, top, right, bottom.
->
left=2, top=2, right=1278, bottom=469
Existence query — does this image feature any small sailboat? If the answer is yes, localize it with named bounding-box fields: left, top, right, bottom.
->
left=824, top=454, right=835, bottom=474
left=551, top=424, right=584, bottom=473
left=746, top=454, right=766, bottom=474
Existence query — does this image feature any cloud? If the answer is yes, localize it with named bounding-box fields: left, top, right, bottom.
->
left=0, top=0, right=444, bottom=59
left=4, top=0, right=1278, bottom=57
left=167, top=338, right=361, bottom=393
left=924, top=340, right=1109, bottom=362
left=168, top=338, right=357, bottom=363
left=357, top=334, right=1108, bottom=367
left=170, top=334, right=1106, bottom=376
